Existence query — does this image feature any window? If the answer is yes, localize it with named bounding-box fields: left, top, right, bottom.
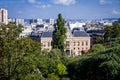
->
left=66, top=50, right=70, bottom=55
left=73, top=42, right=76, bottom=46
left=48, top=42, right=51, bottom=47
left=78, top=42, right=80, bottom=46
left=66, top=41, right=70, bottom=47
left=86, top=41, right=88, bottom=46
left=82, top=42, right=84, bottom=46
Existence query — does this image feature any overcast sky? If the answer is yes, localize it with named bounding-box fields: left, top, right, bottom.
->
left=0, top=0, right=120, bottom=19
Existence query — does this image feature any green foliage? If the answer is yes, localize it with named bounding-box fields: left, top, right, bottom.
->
left=0, top=23, right=42, bottom=80
left=90, top=44, right=105, bottom=53
left=55, top=63, right=68, bottom=76
left=53, top=13, right=67, bottom=52
left=112, top=24, right=120, bottom=38
left=67, top=44, right=120, bottom=80
left=95, top=36, right=104, bottom=44
left=47, top=73, right=58, bottom=80
left=104, top=24, right=120, bottom=42
left=35, top=49, right=66, bottom=78
left=104, top=25, right=112, bottom=42
left=104, top=37, right=120, bottom=48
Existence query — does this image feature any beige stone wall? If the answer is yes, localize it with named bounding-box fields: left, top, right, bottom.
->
left=41, top=37, right=52, bottom=51
left=66, top=37, right=90, bottom=56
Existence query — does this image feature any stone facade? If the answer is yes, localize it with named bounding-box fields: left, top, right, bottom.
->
left=41, top=37, right=52, bottom=51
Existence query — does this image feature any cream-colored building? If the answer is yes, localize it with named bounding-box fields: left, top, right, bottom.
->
left=0, top=8, right=8, bottom=24
left=41, top=31, right=52, bottom=51
left=40, top=28, right=90, bottom=56
left=66, top=30, right=90, bottom=56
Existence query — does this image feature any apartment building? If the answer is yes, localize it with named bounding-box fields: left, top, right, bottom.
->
left=0, top=8, right=8, bottom=24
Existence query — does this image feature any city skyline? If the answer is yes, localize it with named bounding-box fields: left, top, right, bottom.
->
left=0, top=0, right=120, bottom=19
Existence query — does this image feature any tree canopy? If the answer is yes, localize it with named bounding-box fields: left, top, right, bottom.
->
left=0, top=23, right=43, bottom=80
left=52, top=13, right=67, bottom=52
left=104, top=24, right=120, bottom=42
left=90, top=44, right=105, bottom=53
left=67, top=37, right=120, bottom=80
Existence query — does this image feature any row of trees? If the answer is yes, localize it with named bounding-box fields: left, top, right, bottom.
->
left=92, top=24, right=120, bottom=44
left=67, top=37, right=120, bottom=80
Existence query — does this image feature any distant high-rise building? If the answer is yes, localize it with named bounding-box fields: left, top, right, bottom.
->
left=36, top=18, right=43, bottom=24
left=0, top=8, right=8, bottom=24
left=46, top=19, right=54, bottom=25
left=8, top=18, right=24, bottom=25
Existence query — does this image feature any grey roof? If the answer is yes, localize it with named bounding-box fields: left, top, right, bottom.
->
left=72, top=31, right=89, bottom=37
left=87, top=30, right=104, bottom=36
left=41, top=31, right=53, bottom=38
left=87, top=30, right=104, bottom=34
left=36, top=25, right=44, bottom=28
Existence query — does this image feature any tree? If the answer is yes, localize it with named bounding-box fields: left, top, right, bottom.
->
left=105, top=37, right=120, bottom=48
left=104, top=24, right=120, bottom=42
left=90, top=44, right=105, bottom=53
left=52, top=13, right=67, bottom=52
left=67, top=37, right=120, bottom=80
left=55, top=63, right=68, bottom=78
left=47, top=73, right=58, bottom=80
left=104, top=25, right=113, bottom=42
left=112, top=24, right=120, bottom=38
left=95, top=36, right=104, bottom=44
left=0, top=22, right=23, bottom=79
left=35, top=49, right=63, bottom=78
left=0, top=23, right=43, bottom=80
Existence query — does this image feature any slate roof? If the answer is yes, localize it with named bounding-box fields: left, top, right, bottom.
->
left=41, top=31, right=53, bottom=38
left=72, top=31, right=89, bottom=37
left=87, top=30, right=105, bottom=36
left=36, top=24, right=44, bottom=28
left=87, top=30, right=104, bottom=34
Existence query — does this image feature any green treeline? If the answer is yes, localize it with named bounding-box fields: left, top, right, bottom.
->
left=0, top=14, right=120, bottom=80
left=67, top=38, right=120, bottom=80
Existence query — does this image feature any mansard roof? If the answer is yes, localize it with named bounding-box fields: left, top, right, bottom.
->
left=41, top=31, right=53, bottom=38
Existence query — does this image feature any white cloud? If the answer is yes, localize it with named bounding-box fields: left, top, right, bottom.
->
left=27, top=0, right=51, bottom=8
left=112, top=10, right=120, bottom=15
left=52, top=0, right=76, bottom=6
left=35, top=4, right=51, bottom=8
left=99, top=0, right=112, bottom=5
left=28, top=0, right=36, bottom=4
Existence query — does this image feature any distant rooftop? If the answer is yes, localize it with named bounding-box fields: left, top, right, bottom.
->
left=72, top=31, right=89, bottom=37
left=87, top=30, right=104, bottom=34
left=41, top=31, right=53, bottom=38
left=36, top=24, right=44, bottom=28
